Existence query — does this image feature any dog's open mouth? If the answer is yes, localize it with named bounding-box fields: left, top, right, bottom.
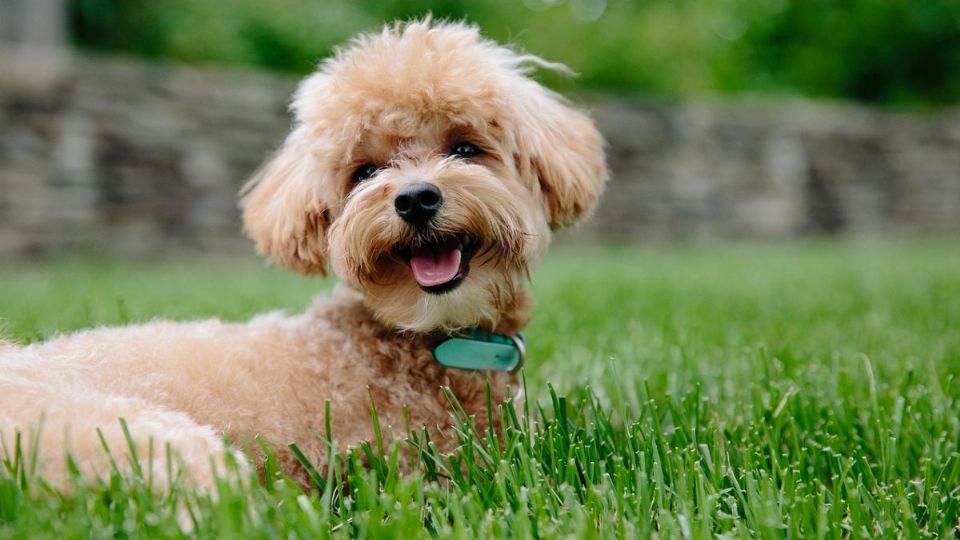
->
left=396, top=234, right=475, bottom=294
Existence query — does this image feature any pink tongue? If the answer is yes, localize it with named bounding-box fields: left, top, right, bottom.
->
left=410, top=248, right=462, bottom=287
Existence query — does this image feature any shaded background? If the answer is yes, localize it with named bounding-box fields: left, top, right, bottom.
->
left=1, top=0, right=959, bottom=257
left=68, top=0, right=960, bottom=105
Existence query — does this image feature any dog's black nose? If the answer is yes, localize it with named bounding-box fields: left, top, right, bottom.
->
left=395, top=182, right=442, bottom=225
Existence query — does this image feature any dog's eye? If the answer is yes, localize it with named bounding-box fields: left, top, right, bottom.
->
left=352, top=163, right=379, bottom=183
left=451, top=142, right=480, bottom=158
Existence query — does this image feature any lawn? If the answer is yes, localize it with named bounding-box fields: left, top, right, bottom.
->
left=1, top=238, right=958, bottom=538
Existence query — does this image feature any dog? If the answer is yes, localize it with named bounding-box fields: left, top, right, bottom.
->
left=0, top=20, right=606, bottom=489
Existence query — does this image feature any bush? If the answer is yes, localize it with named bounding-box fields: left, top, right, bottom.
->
left=69, top=0, right=960, bottom=106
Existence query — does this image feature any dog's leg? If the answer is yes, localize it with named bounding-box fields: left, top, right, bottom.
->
left=0, top=382, right=248, bottom=491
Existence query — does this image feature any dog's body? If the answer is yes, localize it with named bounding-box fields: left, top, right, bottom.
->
left=0, top=20, right=605, bottom=488
left=1, top=289, right=517, bottom=487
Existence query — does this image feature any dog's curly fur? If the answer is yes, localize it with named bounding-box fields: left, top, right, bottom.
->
left=0, top=20, right=606, bottom=488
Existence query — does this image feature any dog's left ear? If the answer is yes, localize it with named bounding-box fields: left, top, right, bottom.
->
left=514, top=88, right=607, bottom=229
left=240, top=128, right=330, bottom=275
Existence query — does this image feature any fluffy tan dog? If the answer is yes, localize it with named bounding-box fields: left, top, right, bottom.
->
left=0, top=20, right=606, bottom=489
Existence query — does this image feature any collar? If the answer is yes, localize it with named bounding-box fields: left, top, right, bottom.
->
left=432, top=328, right=525, bottom=372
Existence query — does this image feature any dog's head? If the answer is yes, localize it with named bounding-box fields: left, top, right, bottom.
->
left=242, top=20, right=606, bottom=332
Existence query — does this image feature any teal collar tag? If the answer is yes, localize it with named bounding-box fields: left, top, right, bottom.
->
left=432, top=329, right=525, bottom=372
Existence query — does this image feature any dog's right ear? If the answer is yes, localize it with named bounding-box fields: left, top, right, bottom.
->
left=240, top=128, right=329, bottom=275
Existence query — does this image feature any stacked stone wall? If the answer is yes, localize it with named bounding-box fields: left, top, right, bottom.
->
left=1, top=56, right=958, bottom=256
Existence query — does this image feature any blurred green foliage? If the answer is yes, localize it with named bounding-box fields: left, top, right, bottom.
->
left=69, top=0, right=960, bottom=106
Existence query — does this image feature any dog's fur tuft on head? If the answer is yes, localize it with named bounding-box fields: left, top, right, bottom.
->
left=242, top=19, right=606, bottom=332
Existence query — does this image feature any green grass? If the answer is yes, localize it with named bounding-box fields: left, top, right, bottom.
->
left=1, top=237, right=959, bottom=538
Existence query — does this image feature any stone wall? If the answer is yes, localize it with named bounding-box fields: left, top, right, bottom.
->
left=0, top=57, right=294, bottom=255
left=589, top=98, right=960, bottom=241
left=1, top=55, right=959, bottom=257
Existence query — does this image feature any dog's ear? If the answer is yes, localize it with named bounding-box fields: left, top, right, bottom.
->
left=515, top=89, right=607, bottom=230
left=240, top=128, right=329, bottom=275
